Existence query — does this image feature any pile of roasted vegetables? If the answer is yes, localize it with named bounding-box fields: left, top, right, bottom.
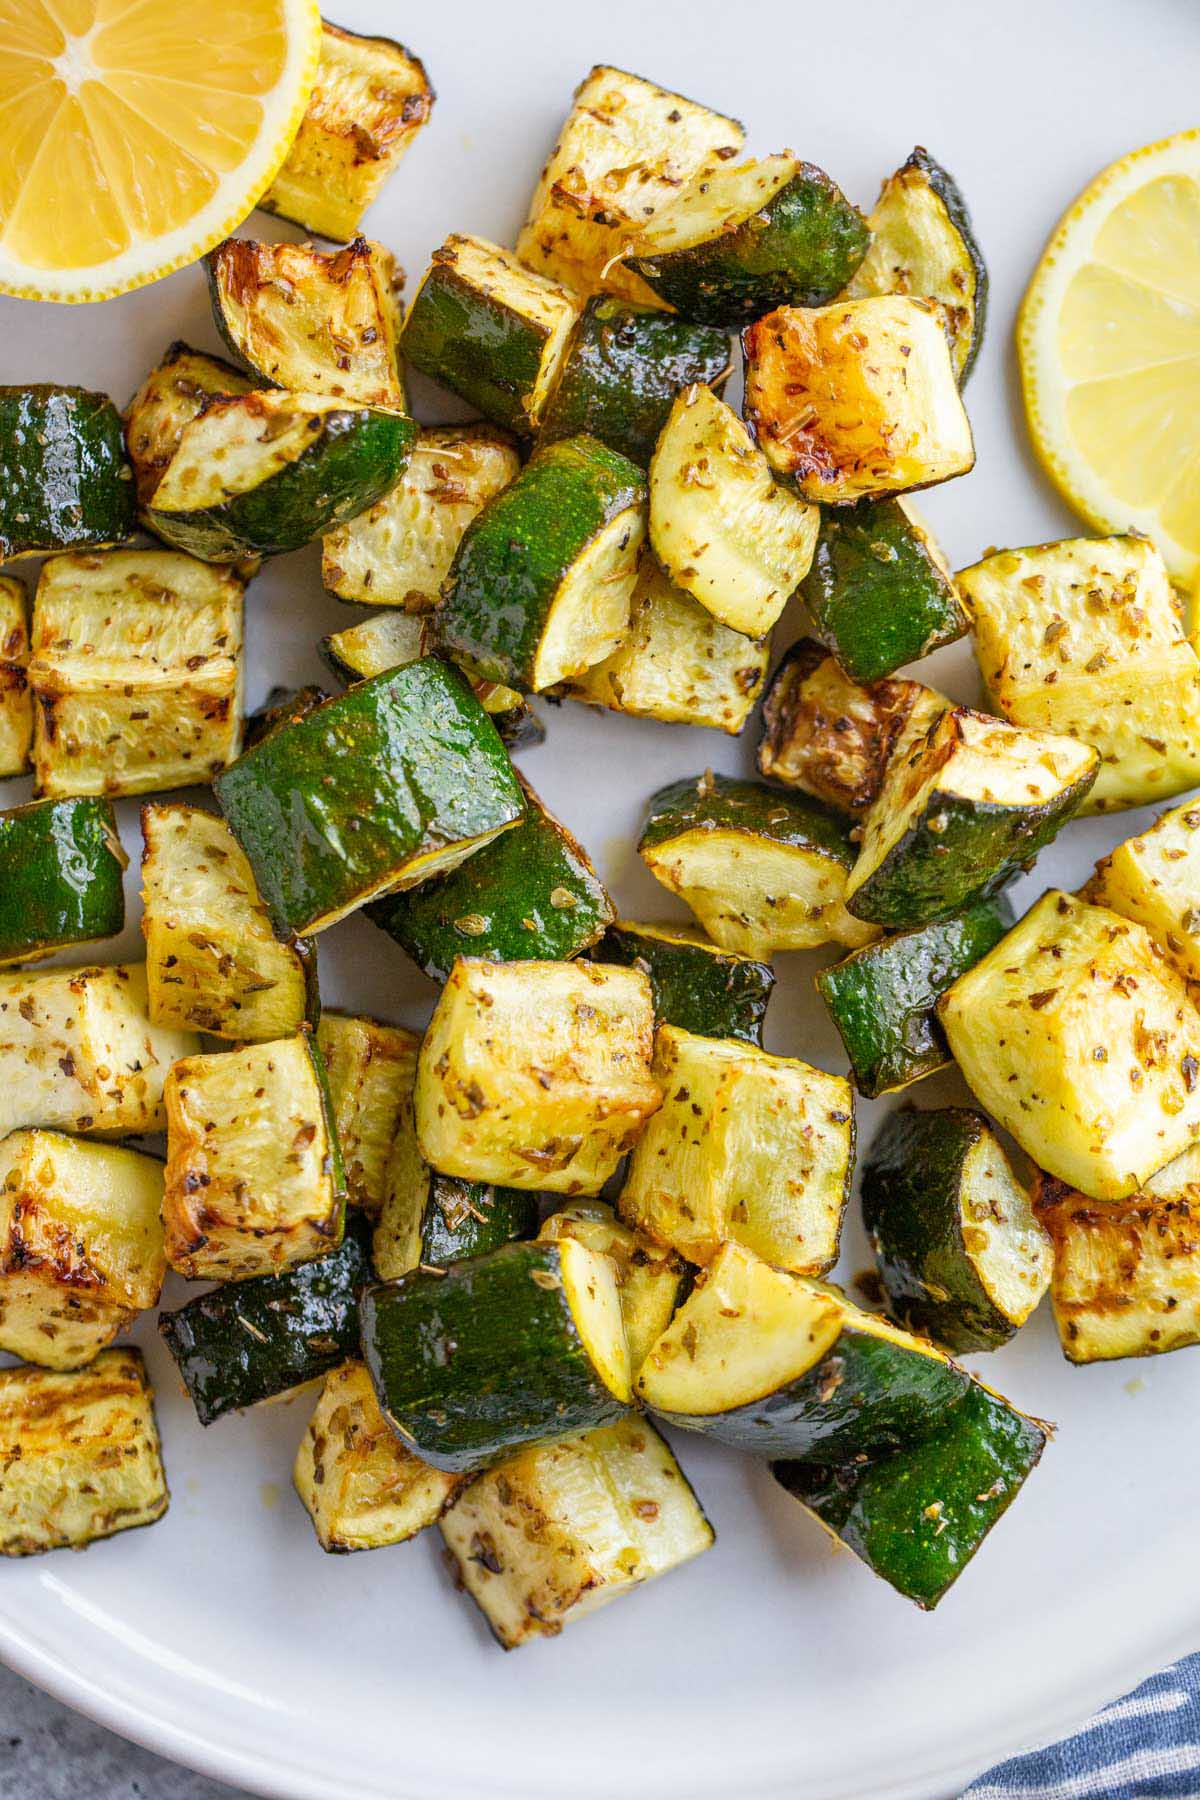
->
left=2, top=30, right=1199, bottom=1647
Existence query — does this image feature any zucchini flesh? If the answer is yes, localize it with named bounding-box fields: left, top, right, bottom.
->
left=773, top=1380, right=1046, bottom=1608
left=440, top=435, right=646, bottom=692
left=631, top=155, right=868, bottom=326
left=0, top=576, right=31, bottom=780
left=636, top=1241, right=968, bottom=1461
left=368, top=775, right=613, bottom=980
left=591, top=920, right=774, bottom=1046
left=0, top=796, right=125, bottom=968
left=816, top=895, right=1013, bottom=1098
left=0, top=385, right=134, bottom=558
left=123, top=342, right=252, bottom=507
left=939, top=890, right=1200, bottom=1201
left=214, top=661, right=525, bottom=937
left=315, top=1014, right=418, bottom=1217
left=798, top=497, right=968, bottom=683
left=360, top=1239, right=632, bottom=1473
left=619, top=1025, right=853, bottom=1275
left=441, top=1415, right=712, bottom=1647
left=0, top=1349, right=168, bottom=1556
left=159, top=1214, right=374, bottom=1426
left=1091, top=797, right=1200, bottom=985
left=649, top=384, right=818, bottom=638
left=863, top=1106, right=1052, bottom=1352
left=539, top=1201, right=686, bottom=1377
left=742, top=297, right=974, bottom=501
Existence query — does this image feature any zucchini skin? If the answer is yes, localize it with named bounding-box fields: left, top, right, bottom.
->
left=593, top=924, right=774, bottom=1046
left=439, top=436, right=646, bottom=691
left=630, top=165, right=869, bottom=327
left=641, top=773, right=855, bottom=870
left=420, top=1179, right=541, bottom=1266
left=816, top=897, right=1013, bottom=1097
left=158, top=1214, right=373, bottom=1426
left=798, top=499, right=966, bottom=684
left=0, top=797, right=125, bottom=965
left=146, top=407, right=417, bottom=562
left=0, top=387, right=134, bottom=559
left=772, top=1380, right=1046, bottom=1608
left=537, top=300, right=731, bottom=465
left=368, top=779, right=612, bottom=980
left=360, top=1242, right=629, bottom=1473
left=214, top=661, right=524, bottom=937
left=911, top=150, right=989, bottom=386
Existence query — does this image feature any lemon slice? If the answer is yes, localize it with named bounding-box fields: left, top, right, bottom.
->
left=0, top=0, right=321, bottom=303
left=1019, top=130, right=1200, bottom=584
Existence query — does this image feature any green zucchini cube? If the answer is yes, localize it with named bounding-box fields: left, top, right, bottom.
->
left=0, top=796, right=125, bottom=968
left=0, top=576, right=31, bottom=779
left=315, top=1014, right=419, bottom=1217
left=214, top=660, right=525, bottom=937
left=163, top=1030, right=345, bottom=1283
left=592, top=920, right=774, bottom=1046
left=0, top=385, right=134, bottom=559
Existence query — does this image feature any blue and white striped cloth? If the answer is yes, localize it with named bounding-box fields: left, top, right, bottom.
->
left=966, top=1657, right=1200, bottom=1797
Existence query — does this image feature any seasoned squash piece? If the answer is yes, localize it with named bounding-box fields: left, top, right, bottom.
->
left=260, top=23, right=434, bottom=241
left=940, top=891, right=1200, bottom=1200
left=123, top=342, right=253, bottom=507
left=620, top=1026, right=853, bottom=1273
left=0, top=963, right=196, bottom=1139
left=960, top=535, right=1200, bottom=813
left=1091, top=799, right=1200, bottom=985
left=294, top=1361, right=462, bottom=1552
left=163, top=1031, right=346, bottom=1282
left=743, top=296, right=975, bottom=501
left=0, top=1132, right=165, bottom=1371
left=538, top=1202, right=684, bottom=1378
left=414, top=958, right=660, bottom=1195
left=141, top=803, right=313, bottom=1043
left=30, top=550, right=244, bottom=799
left=0, top=576, right=31, bottom=779
left=440, top=1414, right=713, bottom=1647
left=0, top=1349, right=168, bottom=1556
left=316, top=1014, right=419, bottom=1216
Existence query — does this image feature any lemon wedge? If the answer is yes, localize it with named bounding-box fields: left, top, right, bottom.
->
left=1019, top=129, right=1200, bottom=584
left=0, top=0, right=321, bottom=303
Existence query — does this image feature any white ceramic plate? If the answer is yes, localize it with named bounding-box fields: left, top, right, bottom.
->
left=2, top=1, right=1198, bottom=1794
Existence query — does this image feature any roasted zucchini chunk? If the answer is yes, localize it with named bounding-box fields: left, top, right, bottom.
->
left=369, top=776, right=613, bottom=980
left=259, top=21, right=434, bottom=241
left=0, top=1350, right=168, bottom=1556
left=322, top=424, right=520, bottom=609
left=817, top=895, right=1013, bottom=1098
left=402, top=236, right=581, bottom=436
left=214, top=661, right=525, bottom=937
left=591, top=921, right=774, bottom=1046
left=862, top=1106, right=1051, bottom=1352
left=29, top=549, right=244, bottom=799
left=638, top=772, right=872, bottom=956
left=758, top=642, right=934, bottom=816
left=206, top=236, right=406, bottom=408
left=620, top=1025, right=853, bottom=1274
left=649, top=385, right=818, bottom=638
left=142, top=389, right=417, bottom=564
left=773, top=1378, right=1047, bottom=1609
left=517, top=64, right=743, bottom=304
left=0, top=386, right=134, bottom=559
left=562, top=550, right=769, bottom=734
left=743, top=297, right=975, bottom=501
left=537, top=299, right=731, bottom=465
left=797, top=497, right=968, bottom=682
left=141, top=803, right=313, bottom=1042
left=1036, top=1146, right=1200, bottom=1363
left=939, top=890, right=1200, bottom=1201
left=374, top=1159, right=540, bottom=1282
left=319, top=611, right=429, bottom=683
left=441, top=1415, right=712, bottom=1647
left=123, top=342, right=252, bottom=507
left=0, top=577, right=32, bottom=779
left=845, top=147, right=988, bottom=385
left=960, top=534, right=1200, bottom=814
left=163, top=1030, right=346, bottom=1282
left=315, top=1013, right=418, bottom=1217
left=0, top=797, right=125, bottom=968
left=0, top=963, right=196, bottom=1139
left=630, top=154, right=868, bottom=327
left=539, top=1202, right=686, bottom=1379
left=158, top=1214, right=373, bottom=1426
left=1091, top=798, right=1200, bottom=984
left=361, top=1238, right=632, bottom=1473
left=844, top=705, right=1098, bottom=928
left=295, top=1361, right=462, bottom=1553
left=414, top=957, right=660, bottom=1195
left=440, top=435, right=646, bottom=692
left=637, top=1241, right=968, bottom=1461
left=0, top=1132, right=165, bottom=1371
